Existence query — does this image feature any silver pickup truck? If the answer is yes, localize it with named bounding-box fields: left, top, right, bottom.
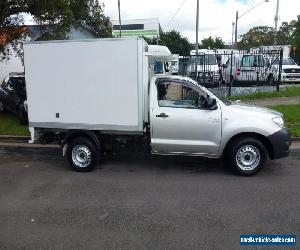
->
left=24, top=38, right=290, bottom=176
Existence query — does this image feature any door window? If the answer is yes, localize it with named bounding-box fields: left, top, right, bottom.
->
left=157, top=81, right=203, bottom=109
left=242, top=55, right=265, bottom=67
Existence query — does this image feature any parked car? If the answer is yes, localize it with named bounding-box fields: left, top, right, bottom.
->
left=271, top=57, right=300, bottom=83
left=0, top=73, right=28, bottom=124
left=223, top=54, right=273, bottom=85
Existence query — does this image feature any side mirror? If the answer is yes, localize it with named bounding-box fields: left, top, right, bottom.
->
left=200, top=95, right=218, bottom=110
left=208, top=98, right=218, bottom=110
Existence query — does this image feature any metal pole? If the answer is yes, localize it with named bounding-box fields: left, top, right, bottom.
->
left=277, top=49, right=283, bottom=91
left=228, top=51, right=233, bottom=97
left=195, top=0, right=199, bottom=81
left=118, top=0, right=122, bottom=37
left=235, top=11, right=238, bottom=49
left=274, top=0, right=279, bottom=45
left=232, top=22, right=235, bottom=48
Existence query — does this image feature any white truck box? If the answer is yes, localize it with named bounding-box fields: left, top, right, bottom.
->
left=24, top=37, right=148, bottom=133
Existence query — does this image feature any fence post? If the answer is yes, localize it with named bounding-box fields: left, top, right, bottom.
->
left=228, top=51, right=233, bottom=97
left=194, top=55, right=197, bottom=82
left=277, top=49, right=283, bottom=92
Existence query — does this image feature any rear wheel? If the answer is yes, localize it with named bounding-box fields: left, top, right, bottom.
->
left=67, top=137, right=98, bottom=172
left=225, top=137, right=267, bottom=176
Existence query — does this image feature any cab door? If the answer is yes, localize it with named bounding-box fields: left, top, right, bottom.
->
left=150, top=79, right=222, bottom=156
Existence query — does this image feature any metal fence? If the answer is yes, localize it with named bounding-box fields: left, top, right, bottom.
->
left=179, top=50, right=283, bottom=95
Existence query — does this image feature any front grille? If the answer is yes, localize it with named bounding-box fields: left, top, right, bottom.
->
left=283, top=68, right=300, bottom=73
left=285, top=75, right=300, bottom=79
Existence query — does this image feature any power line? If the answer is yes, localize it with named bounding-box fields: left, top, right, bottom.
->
left=164, top=0, right=187, bottom=30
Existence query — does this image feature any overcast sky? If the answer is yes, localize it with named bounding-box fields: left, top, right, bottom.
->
left=103, top=0, right=299, bottom=44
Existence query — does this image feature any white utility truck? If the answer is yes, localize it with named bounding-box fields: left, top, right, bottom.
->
left=187, top=49, right=219, bottom=86
left=147, top=45, right=172, bottom=75
left=24, top=37, right=291, bottom=176
left=250, top=45, right=291, bottom=58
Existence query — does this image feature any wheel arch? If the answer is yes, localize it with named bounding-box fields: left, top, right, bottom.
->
left=223, top=132, right=274, bottom=159
left=63, top=130, right=101, bottom=151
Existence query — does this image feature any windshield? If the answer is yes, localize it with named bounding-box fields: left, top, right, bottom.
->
left=190, top=54, right=217, bottom=65
left=272, top=58, right=297, bottom=65
left=241, top=55, right=265, bottom=67
left=154, top=61, right=164, bottom=74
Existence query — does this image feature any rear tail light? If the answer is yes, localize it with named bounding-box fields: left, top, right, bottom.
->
left=236, top=69, right=241, bottom=76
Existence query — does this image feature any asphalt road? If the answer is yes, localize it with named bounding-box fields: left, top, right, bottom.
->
left=0, top=146, right=299, bottom=250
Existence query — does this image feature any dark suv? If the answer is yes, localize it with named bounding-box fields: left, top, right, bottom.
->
left=0, top=73, right=28, bottom=124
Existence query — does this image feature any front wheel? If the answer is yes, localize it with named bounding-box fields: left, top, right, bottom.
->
left=225, top=137, right=267, bottom=176
left=67, top=137, right=98, bottom=172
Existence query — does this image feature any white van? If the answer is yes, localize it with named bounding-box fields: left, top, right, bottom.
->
left=223, top=54, right=273, bottom=85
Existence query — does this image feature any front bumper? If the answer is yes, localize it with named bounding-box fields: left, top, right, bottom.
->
left=268, top=128, right=291, bottom=159
left=280, top=73, right=300, bottom=82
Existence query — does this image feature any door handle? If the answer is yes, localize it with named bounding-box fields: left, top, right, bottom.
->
left=156, top=113, right=169, bottom=118
left=208, top=117, right=220, bottom=122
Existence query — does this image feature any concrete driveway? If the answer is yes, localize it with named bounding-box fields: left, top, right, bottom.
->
left=0, top=146, right=299, bottom=250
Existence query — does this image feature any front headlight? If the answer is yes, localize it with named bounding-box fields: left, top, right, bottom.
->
left=272, top=117, right=284, bottom=128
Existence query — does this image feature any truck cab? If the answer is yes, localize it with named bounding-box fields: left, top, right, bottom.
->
left=149, top=76, right=290, bottom=174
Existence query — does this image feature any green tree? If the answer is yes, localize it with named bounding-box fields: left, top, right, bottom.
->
left=276, top=20, right=295, bottom=45
left=200, top=36, right=225, bottom=49
left=144, top=30, right=191, bottom=56
left=290, top=16, right=300, bottom=47
left=0, top=0, right=112, bottom=55
left=238, top=26, right=274, bottom=50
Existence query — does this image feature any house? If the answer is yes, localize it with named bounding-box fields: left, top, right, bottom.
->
left=0, top=24, right=96, bottom=82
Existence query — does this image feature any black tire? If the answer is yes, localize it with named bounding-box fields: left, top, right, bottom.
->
left=67, top=136, right=98, bottom=172
left=225, top=137, right=267, bottom=176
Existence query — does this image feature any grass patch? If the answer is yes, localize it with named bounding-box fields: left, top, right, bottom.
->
left=268, top=104, right=300, bottom=137
left=0, top=113, right=30, bottom=136
left=229, top=86, right=300, bottom=101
